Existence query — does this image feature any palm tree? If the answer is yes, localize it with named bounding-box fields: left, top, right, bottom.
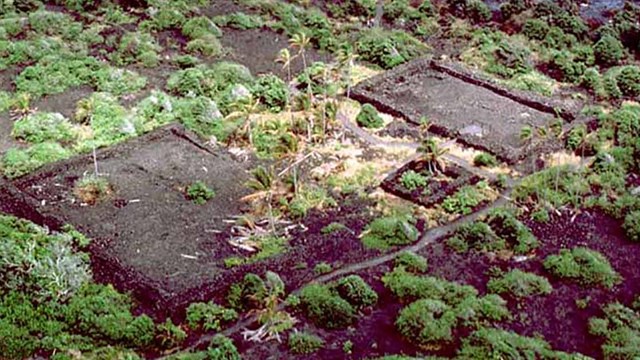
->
left=226, top=99, right=260, bottom=146
left=289, top=32, right=312, bottom=102
left=336, top=46, right=358, bottom=98
left=417, top=138, right=448, bottom=174
left=276, top=48, right=296, bottom=127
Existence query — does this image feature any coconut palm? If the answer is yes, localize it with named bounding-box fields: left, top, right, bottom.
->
left=276, top=48, right=296, bottom=127
left=417, top=138, right=448, bottom=174
left=336, top=46, right=358, bottom=98
left=289, top=32, right=313, bottom=103
left=226, top=98, right=260, bottom=146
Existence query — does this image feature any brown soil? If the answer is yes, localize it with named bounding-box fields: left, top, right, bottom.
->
left=352, top=60, right=569, bottom=163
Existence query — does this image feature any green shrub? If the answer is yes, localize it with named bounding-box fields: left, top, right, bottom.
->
left=501, top=0, right=527, bottom=19
left=142, top=7, right=185, bottom=31
left=166, top=63, right=253, bottom=101
left=382, top=267, right=478, bottom=304
left=186, top=181, right=215, bottom=205
left=299, top=284, right=355, bottom=329
left=95, top=67, right=147, bottom=96
left=333, top=275, right=378, bottom=309
left=464, top=0, right=491, bottom=24
left=589, top=303, right=640, bottom=359
left=594, top=35, right=625, bottom=66
left=394, top=251, right=428, bottom=273
left=446, top=221, right=499, bottom=253
left=185, top=302, right=237, bottom=331
left=396, top=299, right=456, bottom=345
left=543, top=247, right=621, bottom=288
left=109, top=32, right=162, bottom=67
left=486, top=208, right=539, bottom=255
left=226, top=273, right=266, bottom=312
left=623, top=210, right=640, bottom=242
left=313, top=262, right=332, bottom=275
left=156, top=318, right=187, bottom=349
left=616, top=66, right=640, bottom=98
left=288, top=331, right=324, bottom=354
left=2, top=142, right=72, bottom=178
left=15, top=55, right=103, bottom=98
left=547, top=50, right=586, bottom=83
left=442, top=184, right=485, bottom=215
left=12, top=112, right=77, bottom=144
left=458, top=328, right=581, bottom=358
left=74, top=92, right=134, bottom=151
left=186, top=35, right=223, bottom=57
left=487, top=269, right=552, bottom=298
left=566, top=124, right=587, bottom=151
left=321, top=222, right=347, bottom=234
left=182, top=16, right=222, bottom=39
left=213, top=12, right=263, bottom=30
left=361, top=214, right=419, bottom=250
left=252, top=74, right=288, bottom=112
left=206, top=335, right=240, bottom=360
left=355, top=28, right=427, bottom=69
left=355, top=103, right=383, bottom=129
left=400, top=170, right=428, bottom=191
left=74, top=175, right=112, bottom=205
left=473, top=153, right=498, bottom=167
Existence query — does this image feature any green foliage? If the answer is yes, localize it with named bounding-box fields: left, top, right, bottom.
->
left=394, top=251, right=428, bottom=273
left=27, top=10, right=82, bottom=39
left=624, top=211, right=640, bottom=242
left=74, top=92, right=135, bottom=151
left=400, top=170, right=428, bottom=191
left=594, top=35, right=625, bottom=66
left=446, top=221, right=498, bottom=254
left=333, top=275, right=378, bottom=309
left=74, top=175, right=112, bottom=205
left=182, top=16, right=222, bottom=39
left=186, top=181, right=215, bottom=205
left=384, top=267, right=510, bottom=347
left=12, top=112, right=77, bottom=144
left=226, top=273, right=266, bottom=312
left=321, top=222, right=347, bottom=234
left=589, top=302, right=640, bottom=359
left=616, top=66, right=640, bottom=98
left=288, top=331, right=324, bottom=355
left=213, top=12, right=263, bottom=30
left=299, top=284, right=355, bottom=329
left=313, top=262, right=332, bottom=275
left=95, top=68, right=147, bottom=96
left=2, top=142, right=71, bottom=178
left=463, top=0, right=492, bottom=24
left=487, top=269, right=553, bottom=299
left=288, top=186, right=336, bottom=218
left=361, top=214, right=419, bottom=250
left=110, top=32, right=162, bottom=67
left=396, top=299, right=457, bottom=345
left=486, top=208, right=539, bottom=255
left=355, top=28, right=428, bottom=69
left=252, top=74, right=288, bottom=112
left=15, top=55, right=103, bottom=98
left=156, top=318, right=187, bottom=349
left=442, top=183, right=486, bottom=215
left=458, top=328, right=584, bottom=359
left=543, top=247, right=621, bottom=288
left=473, top=153, right=498, bottom=167
left=166, top=63, right=254, bottom=104
left=186, top=35, right=223, bottom=57
left=186, top=302, right=237, bottom=331
left=513, top=166, right=590, bottom=210
left=206, top=335, right=240, bottom=360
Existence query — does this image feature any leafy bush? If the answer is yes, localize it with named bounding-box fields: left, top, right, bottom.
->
left=594, top=35, right=625, bottom=66
left=442, top=184, right=485, bottom=215
left=252, top=74, right=288, bottom=112
left=464, top=0, right=491, bottom=24
left=396, top=299, right=456, bottom=345
left=394, top=251, right=428, bottom=273
left=166, top=63, right=253, bottom=102
left=12, top=112, right=77, bottom=144
left=299, top=284, right=355, bottom=329
left=313, top=262, right=332, bottom=274
left=473, top=153, right=498, bottom=167
left=543, top=247, right=621, bottom=288
left=15, top=55, right=103, bottom=97
left=213, top=12, right=263, bottom=30
left=446, top=221, right=499, bottom=253
left=355, top=28, right=427, bottom=69
left=616, top=66, right=640, bottom=98
left=623, top=211, right=640, bottom=242
left=74, top=92, right=135, bottom=151
left=182, top=16, right=222, bottom=39
left=95, top=67, right=147, bottom=96
left=321, top=222, right=347, bottom=234
left=156, top=318, right=187, bottom=349
left=486, top=208, right=539, bottom=255
left=186, top=181, right=215, bottom=204
left=400, top=170, right=428, bottom=191
left=186, top=302, right=238, bottom=331
left=226, top=273, right=266, bottom=312
left=110, top=32, right=162, bottom=67
left=458, top=328, right=582, bottom=358
left=356, top=103, right=384, bottom=129
left=288, top=331, right=324, bottom=354
left=589, top=303, right=640, bottom=359
left=186, top=35, right=223, bottom=57
left=2, top=142, right=72, bottom=178
left=487, top=269, right=553, bottom=298
left=207, top=335, right=241, bottom=360
left=361, top=214, right=419, bottom=250
left=333, top=275, right=378, bottom=309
